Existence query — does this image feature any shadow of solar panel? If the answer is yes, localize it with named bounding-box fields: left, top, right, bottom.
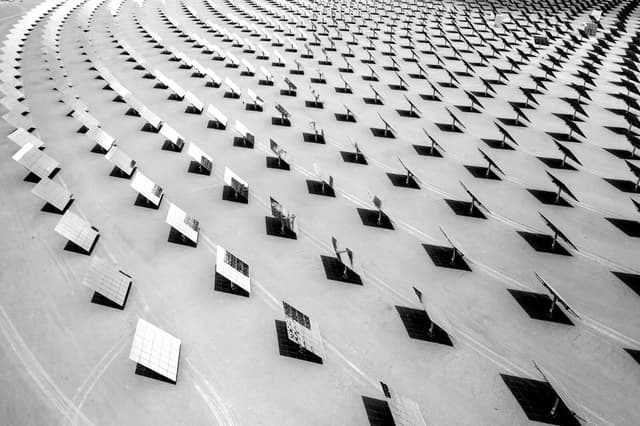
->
left=422, top=244, right=471, bottom=271
left=222, top=185, right=248, bottom=204
left=24, top=168, right=59, bottom=183
left=497, top=117, right=527, bottom=128
left=340, top=151, right=367, bottom=164
left=456, top=105, right=481, bottom=114
left=92, top=281, right=131, bottom=310
left=320, top=255, right=362, bottom=285
left=134, top=193, right=162, bottom=209
left=612, top=272, right=640, bottom=296
left=527, top=189, right=572, bottom=207
left=604, top=178, right=640, bottom=193
left=625, top=348, right=640, bottom=365
left=306, top=180, right=335, bottom=197
left=361, top=396, right=395, bottom=426
left=141, top=122, right=160, bottom=133
left=604, top=126, right=633, bottom=136
left=606, top=218, right=640, bottom=237
left=363, top=97, right=384, bottom=105
left=305, top=101, right=324, bottom=109
left=444, top=200, right=486, bottom=219
left=240, top=71, right=255, bottom=77
left=64, top=232, right=99, bottom=256
left=545, top=132, right=581, bottom=143
left=41, top=198, right=73, bottom=215
left=465, top=165, right=501, bottom=180
left=168, top=227, right=197, bottom=247
left=396, top=109, right=419, bottom=118
left=437, top=82, right=457, bottom=89
left=265, top=156, right=290, bottom=170
left=357, top=208, right=394, bottom=229
left=232, top=137, right=255, bottom=149
left=90, top=144, right=108, bottom=154
left=77, top=125, right=89, bottom=134
left=214, top=272, right=250, bottom=297
left=387, top=173, right=420, bottom=189
left=413, top=145, right=442, bottom=157
left=388, top=84, right=407, bottom=91
left=501, top=374, right=580, bottom=426
left=310, top=78, right=326, bottom=84
left=109, top=166, right=133, bottom=179
left=302, top=132, right=325, bottom=144
left=224, top=92, right=240, bottom=99
left=206, top=120, right=226, bottom=130
left=604, top=148, right=640, bottom=160
left=471, top=90, right=493, bottom=99
left=271, top=117, right=291, bottom=126
left=161, top=140, right=183, bottom=152
left=361, top=75, right=378, bottom=81
left=335, top=113, right=357, bottom=123
left=265, top=216, right=297, bottom=239
left=135, top=356, right=179, bottom=385
left=188, top=160, right=211, bottom=175
left=480, top=139, right=514, bottom=151
left=435, top=122, right=463, bottom=133
left=408, top=73, right=426, bottom=80
left=395, top=306, right=452, bottom=345
left=419, top=93, right=441, bottom=102
left=334, top=87, right=352, bottom=94
left=507, top=290, right=573, bottom=325
left=279, top=89, right=296, bottom=96
left=370, top=128, right=395, bottom=138
left=245, top=103, right=262, bottom=112
left=517, top=232, right=571, bottom=256
left=537, top=157, right=577, bottom=171
left=274, top=320, right=322, bottom=364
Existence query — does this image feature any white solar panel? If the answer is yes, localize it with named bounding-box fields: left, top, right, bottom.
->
left=216, top=245, right=250, bottom=293
left=3, top=110, right=34, bottom=130
left=283, top=301, right=324, bottom=357
left=224, top=77, right=240, bottom=95
left=82, top=257, right=131, bottom=306
left=206, top=104, right=228, bottom=127
left=140, top=106, right=162, bottom=129
left=259, top=65, right=272, bottom=80
left=204, top=68, right=222, bottom=86
left=212, top=44, right=226, bottom=59
left=130, top=170, right=163, bottom=206
left=184, top=91, right=204, bottom=111
left=32, top=178, right=72, bottom=210
left=226, top=51, right=239, bottom=66
left=129, top=318, right=181, bottom=382
left=54, top=210, right=99, bottom=252
left=187, top=142, right=213, bottom=170
left=8, top=128, right=44, bottom=149
left=234, top=120, right=252, bottom=139
left=1, top=96, right=28, bottom=114
left=389, top=395, right=428, bottom=426
left=241, top=58, right=256, bottom=74
left=159, top=123, right=183, bottom=144
left=86, top=127, right=114, bottom=151
left=166, top=203, right=199, bottom=243
left=223, top=167, right=248, bottom=198
left=105, top=145, right=136, bottom=175
left=12, top=143, right=59, bottom=178
left=246, top=88, right=263, bottom=106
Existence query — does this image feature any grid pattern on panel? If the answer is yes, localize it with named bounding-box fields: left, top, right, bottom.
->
left=129, top=319, right=181, bottom=382
left=13, top=144, right=58, bottom=177
left=83, top=257, right=130, bottom=306
left=32, top=178, right=71, bottom=210
left=54, top=211, right=97, bottom=251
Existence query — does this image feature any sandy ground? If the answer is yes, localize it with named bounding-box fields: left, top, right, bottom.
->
left=0, top=0, right=639, bottom=425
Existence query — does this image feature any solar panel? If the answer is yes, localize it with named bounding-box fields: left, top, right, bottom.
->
left=105, top=145, right=136, bottom=176
left=32, top=178, right=72, bottom=211
left=86, top=127, right=115, bottom=151
left=129, top=318, right=181, bottom=383
left=159, top=123, right=184, bottom=146
left=187, top=142, right=213, bottom=172
left=283, top=301, right=324, bottom=358
left=166, top=203, right=199, bottom=243
left=215, top=245, right=250, bottom=294
left=184, top=91, right=204, bottom=112
left=224, top=77, right=240, bottom=95
left=8, top=127, right=44, bottom=149
left=12, top=143, right=59, bottom=178
left=3, top=110, right=34, bottom=132
left=234, top=120, right=254, bottom=142
left=130, top=170, right=163, bottom=206
left=82, top=256, right=131, bottom=307
left=223, top=167, right=249, bottom=199
left=54, top=210, right=99, bottom=253
left=206, top=104, right=228, bottom=127
left=140, top=106, right=162, bottom=129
